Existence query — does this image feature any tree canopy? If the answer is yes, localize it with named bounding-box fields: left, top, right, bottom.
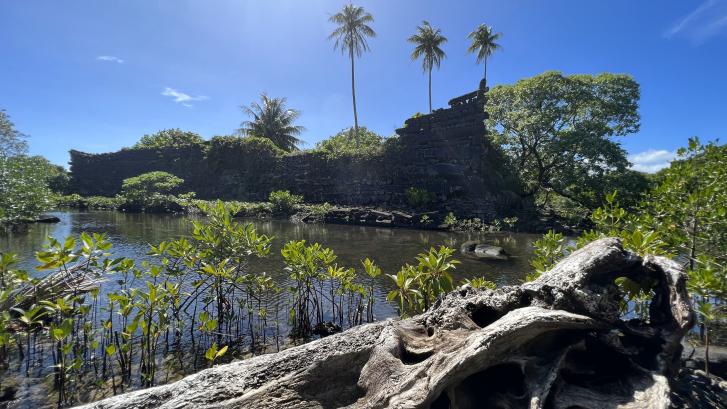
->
left=648, top=138, right=727, bottom=268
left=314, top=127, right=386, bottom=157
left=132, top=129, right=204, bottom=149
left=238, top=93, right=305, bottom=152
left=0, top=109, right=56, bottom=222
left=486, top=71, right=641, bottom=209
left=0, top=155, right=55, bottom=221
left=120, top=171, right=184, bottom=202
left=0, top=109, right=28, bottom=157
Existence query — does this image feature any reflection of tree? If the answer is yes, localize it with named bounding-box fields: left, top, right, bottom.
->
left=8, top=211, right=543, bottom=303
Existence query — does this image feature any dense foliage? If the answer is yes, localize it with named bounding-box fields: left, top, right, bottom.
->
left=0, top=109, right=58, bottom=223
left=132, top=129, right=204, bottom=149
left=648, top=138, right=727, bottom=270
left=528, top=138, right=727, bottom=374
left=119, top=171, right=193, bottom=212
left=314, top=127, right=387, bottom=158
left=0, top=156, right=55, bottom=221
left=0, top=109, right=28, bottom=157
left=120, top=171, right=184, bottom=199
left=268, top=190, right=303, bottom=215
left=487, top=71, right=644, bottom=212
left=238, top=94, right=305, bottom=152
left=207, top=135, right=285, bottom=158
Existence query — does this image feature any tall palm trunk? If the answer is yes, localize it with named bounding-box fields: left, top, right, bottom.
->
left=428, top=66, right=432, bottom=113
left=350, top=51, right=360, bottom=147
left=483, top=45, right=490, bottom=86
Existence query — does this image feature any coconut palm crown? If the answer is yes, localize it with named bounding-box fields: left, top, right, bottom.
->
left=328, top=4, right=376, bottom=143
left=408, top=21, right=447, bottom=113
left=467, top=24, right=502, bottom=86
left=238, top=93, right=305, bottom=152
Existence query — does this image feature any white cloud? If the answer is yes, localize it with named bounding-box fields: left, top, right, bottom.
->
left=628, top=149, right=677, bottom=173
left=161, top=87, right=209, bottom=107
left=96, top=55, right=124, bottom=63
left=664, top=0, right=727, bottom=44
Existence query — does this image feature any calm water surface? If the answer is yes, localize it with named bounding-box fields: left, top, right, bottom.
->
left=1, top=210, right=540, bottom=336
left=1, top=210, right=540, bottom=292
left=0, top=210, right=541, bottom=407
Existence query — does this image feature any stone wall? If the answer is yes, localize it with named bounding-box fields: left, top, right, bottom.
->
left=69, top=82, right=526, bottom=219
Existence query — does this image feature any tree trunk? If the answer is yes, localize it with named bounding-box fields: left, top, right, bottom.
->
left=690, top=214, right=698, bottom=270
left=705, top=325, right=710, bottom=376
left=350, top=51, right=359, bottom=148
left=428, top=66, right=432, bottom=113
left=483, top=46, right=489, bottom=86
left=76, top=238, right=695, bottom=409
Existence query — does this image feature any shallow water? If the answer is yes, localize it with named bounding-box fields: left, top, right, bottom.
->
left=0, top=210, right=541, bottom=407
left=1, top=209, right=540, bottom=291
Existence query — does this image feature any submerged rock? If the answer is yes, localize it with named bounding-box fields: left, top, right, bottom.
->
left=76, top=238, right=703, bottom=409
left=460, top=240, right=509, bottom=260
left=312, top=321, right=342, bottom=338
left=35, top=215, right=61, bottom=223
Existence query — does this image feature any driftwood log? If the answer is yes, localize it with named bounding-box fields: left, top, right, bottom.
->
left=76, top=238, right=697, bottom=409
left=1, top=264, right=102, bottom=313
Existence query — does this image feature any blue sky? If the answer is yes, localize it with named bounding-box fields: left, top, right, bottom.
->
left=1, top=1, right=725, bottom=171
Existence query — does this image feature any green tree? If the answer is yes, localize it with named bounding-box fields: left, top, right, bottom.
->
left=119, top=171, right=188, bottom=211
left=527, top=137, right=727, bottom=370
left=0, top=110, right=60, bottom=222
left=648, top=138, right=727, bottom=269
left=238, top=93, right=305, bottom=152
left=268, top=190, right=303, bottom=215
left=466, top=24, right=502, bottom=86
left=328, top=4, right=376, bottom=143
left=315, top=127, right=385, bottom=157
left=121, top=171, right=184, bottom=200
left=486, top=71, right=640, bottom=209
left=132, top=129, right=204, bottom=149
left=408, top=21, right=447, bottom=113
left=0, top=156, right=54, bottom=221
left=0, top=109, right=28, bottom=157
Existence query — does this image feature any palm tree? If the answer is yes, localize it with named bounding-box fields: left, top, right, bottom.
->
left=328, top=4, right=376, bottom=144
left=238, top=93, right=305, bottom=152
left=408, top=21, right=447, bottom=113
left=466, top=24, right=502, bottom=86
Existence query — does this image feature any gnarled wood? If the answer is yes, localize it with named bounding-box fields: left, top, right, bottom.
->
left=75, top=238, right=697, bottom=409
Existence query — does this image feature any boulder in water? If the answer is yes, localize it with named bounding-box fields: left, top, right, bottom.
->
left=460, top=240, right=509, bottom=260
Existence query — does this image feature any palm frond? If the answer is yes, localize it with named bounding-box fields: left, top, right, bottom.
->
left=408, top=21, right=447, bottom=72
left=238, top=93, right=305, bottom=151
left=467, top=24, right=503, bottom=63
left=328, top=4, right=376, bottom=57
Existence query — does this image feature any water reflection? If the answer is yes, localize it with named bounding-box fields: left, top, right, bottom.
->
left=0, top=210, right=543, bottom=408
left=1, top=210, right=540, bottom=291
left=2, top=210, right=541, bottom=324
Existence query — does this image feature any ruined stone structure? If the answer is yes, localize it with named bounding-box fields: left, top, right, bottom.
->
left=70, top=81, right=524, bottom=219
